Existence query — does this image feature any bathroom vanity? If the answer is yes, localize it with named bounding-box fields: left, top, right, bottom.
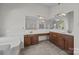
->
left=24, top=32, right=49, bottom=46
left=24, top=29, right=74, bottom=55
left=24, top=11, right=74, bottom=54
left=49, top=32, right=74, bottom=55
left=24, top=34, right=38, bottom=46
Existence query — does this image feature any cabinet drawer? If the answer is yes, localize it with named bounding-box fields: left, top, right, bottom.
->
left=57, top=37, right=65, bottom=49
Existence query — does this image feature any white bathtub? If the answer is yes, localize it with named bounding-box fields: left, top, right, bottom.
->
left=0, top=37, right=21, bottom=55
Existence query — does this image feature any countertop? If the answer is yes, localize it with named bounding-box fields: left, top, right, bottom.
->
left=25, top=29, right=74, bottom=36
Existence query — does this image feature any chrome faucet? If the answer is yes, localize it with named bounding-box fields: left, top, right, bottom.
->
left=30, top=31, right=33, bottom=33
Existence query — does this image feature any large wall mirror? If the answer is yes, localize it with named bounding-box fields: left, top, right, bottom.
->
left=25, top=16, right=38, bottom=30
left=53, top=11, right=74, bottom=33
left=25, top=11, right=74, bottom=32
left=25, top=16, right=51, bottom=30
left=53, top=13, right=66, bottom=30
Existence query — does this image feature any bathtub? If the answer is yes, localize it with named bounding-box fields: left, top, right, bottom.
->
left=0, top=37, right=22, bottom=55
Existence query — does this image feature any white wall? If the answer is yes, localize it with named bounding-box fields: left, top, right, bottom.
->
left=0, top=3, right=49, bottom=49
left=66, top=11, right=74, bottom=33
left=49, top=3, right=79, bottom=54
left=0, top=5, right=6, bottom=37
left=0, top=3, right=79, bottom=55
left=1, top=3, right=49, bottom=36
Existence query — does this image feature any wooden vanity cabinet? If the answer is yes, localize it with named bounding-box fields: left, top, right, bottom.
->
left=49, top=32, right=54, bottom=43
left=24, top=35, right=38, bottom=47
left=57, top=36, right=65, bottom=49
left=49, top=32, right=74, bottom=54
left=24, top=35, right=31, bottom=46
left=49, top=32, right=65, bottom=49
left=31, top=35, right=38, bottom=45
left=64, top=35, right=74, bottom=54
left=49, top=32, right=58, bottom=44
left=52, top=33, right=58, bottom=45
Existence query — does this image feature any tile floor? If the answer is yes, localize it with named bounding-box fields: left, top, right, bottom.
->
left=20, top=40, right=68, bottom=55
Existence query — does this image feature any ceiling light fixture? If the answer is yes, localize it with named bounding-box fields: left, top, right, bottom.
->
left=57, top=13, right=66, bottom=16
left=61, top=13, right=66, bottom=16
left=39, top=16, right=44, bottom=19
left=37, top=15, right=45, bottom=19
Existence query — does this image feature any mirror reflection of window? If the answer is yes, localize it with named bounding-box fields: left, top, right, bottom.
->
left=39, top=23, right=44, bottom=29
left=53, top=13, right=66, bottom=30
left=56, top=20, right=64, bottom=30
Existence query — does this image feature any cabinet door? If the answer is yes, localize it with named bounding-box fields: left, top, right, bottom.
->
left=53, top=36, right=58, bottom=45
left=65, top=36, right=74, bottom=54
left=49, top=32, right=54, bottom=43
left=24, top=36, right=31, bottom=46
left=49, top=32, right=60, bottom=45
left=57, top=37, right=65, bottom=49
left=31, top=35, right=38, bottom=45
left=52, top=32, right=60, bottom=45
